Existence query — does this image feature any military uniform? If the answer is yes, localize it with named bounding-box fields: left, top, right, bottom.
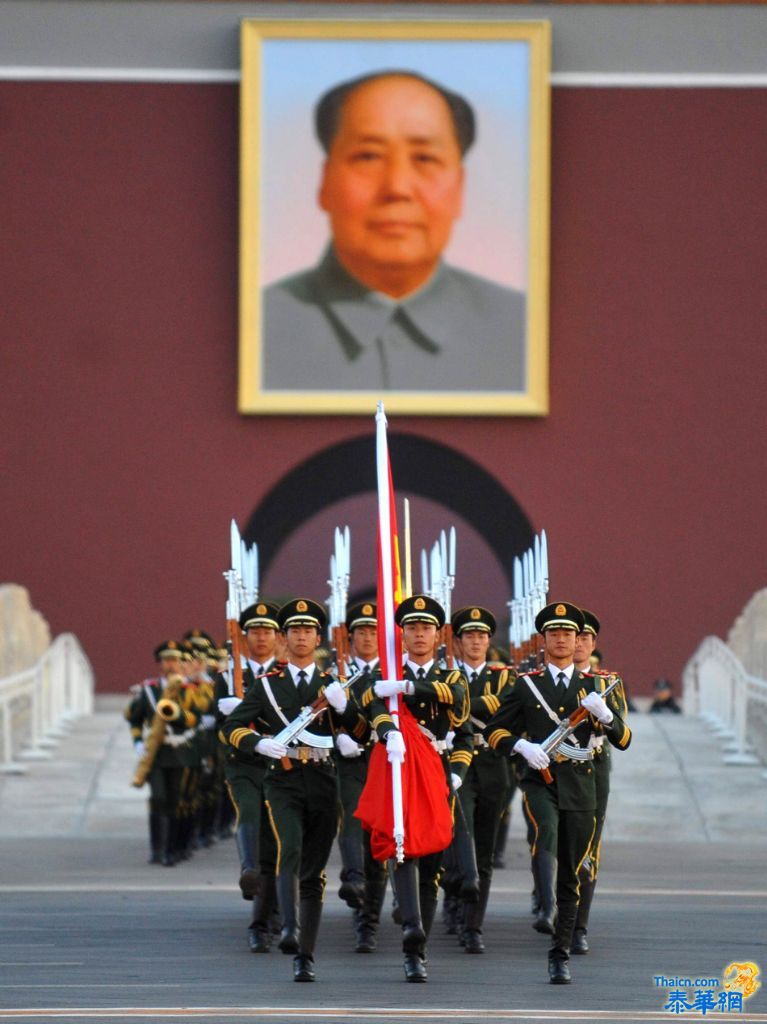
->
left=214, top=601, right=282, bottom=952
left=222, top=599, right=369, bottom=982
left=126, top=640, right=199, bottom=866
left=449, top=605, right=516, bottom=953
left=362, top=594, right=470, bottom=982
left=332, top=601, right=388, bottom=953
left=485, top=602, right=631, bottom=984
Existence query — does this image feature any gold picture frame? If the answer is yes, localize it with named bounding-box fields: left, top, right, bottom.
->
left=239, top=19, right=551, bottom=416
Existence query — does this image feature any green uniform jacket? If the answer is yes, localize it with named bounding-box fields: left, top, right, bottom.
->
left=222, top=664, right=369, bottom=771
left=126, top=678, right=199, bottom=769
left=485, top=666, right=631, bottom=811
left=361, top=663, right=471, bottom=782
left=213, top=660, right=283, bottom=770
left=451, top=662, right=516, bottom=775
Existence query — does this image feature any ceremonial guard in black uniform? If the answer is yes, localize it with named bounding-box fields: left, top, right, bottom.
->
left=571, top=608, right=630, bottom=955
left=332, top=601, right=388, bottom=953
left=223, top=598, right=369, bottom=982
left=126, top=640, right=199, bottom=866
left=451, top=606, right=515, bottom=953
left=363, top=594, right=470, bottom=982
left=214, top=601, right=282, bottom=952
left=485, top=602, right=631, bottom=984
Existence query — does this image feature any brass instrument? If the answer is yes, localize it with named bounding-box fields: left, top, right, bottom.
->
left=131, top=674, right=184, bottom=788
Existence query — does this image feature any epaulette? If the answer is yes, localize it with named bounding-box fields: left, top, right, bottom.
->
left=488, top=663, right=508, bottom=671
left=526, top=668, right=545, bottom=675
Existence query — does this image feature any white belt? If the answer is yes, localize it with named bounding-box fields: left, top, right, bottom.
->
left=587, top=735, right=606, bottom=752
left=473, top=733, right=489, bottom=748
left=164, top=728, right=195, bottom=748
left=418, top=725, right=447, bottom=753
left=286, top=746, right=332, bottom=763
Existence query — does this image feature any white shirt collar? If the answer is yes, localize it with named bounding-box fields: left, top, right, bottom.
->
left=287, top=663, right=314, bottom=686
left=460, top=661, right=486, bottom=677
left=547, top=663, right=575, bottom=683
left=248, top=656, right=274, bottom=676
left=354, top=656, right=379, bottom=672
left=407, top=658, right=434, bottom=677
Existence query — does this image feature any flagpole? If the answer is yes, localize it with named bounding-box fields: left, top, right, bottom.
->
left=375, top=402, right=405, bottom=863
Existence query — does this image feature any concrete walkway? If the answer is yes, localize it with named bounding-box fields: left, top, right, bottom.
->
left=1, top=697, right=766, bottom=841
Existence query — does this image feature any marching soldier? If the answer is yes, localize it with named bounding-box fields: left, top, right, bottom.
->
left=126, top=640, right=199, bottom=866
left=485, top=602, right=631, bottom=984
left=363, top=594, right=470, bottom=982
left=222, top=598, right=369, bottom=982
left=332, top=601, right=388, bottom=953
left=214, top=601, right=282, bottom=953
left=571, top=608, right=630, bottom=955
left=451, top=606, right=515, bottom=953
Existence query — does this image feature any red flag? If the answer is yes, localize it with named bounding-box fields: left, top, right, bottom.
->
left=355, top=404, right=453, bottom=861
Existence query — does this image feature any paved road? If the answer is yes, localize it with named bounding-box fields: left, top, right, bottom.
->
left=1, top=836, right=766, bottom=1023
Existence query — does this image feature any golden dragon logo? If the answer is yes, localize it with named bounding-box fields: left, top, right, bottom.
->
left=722, top=962, right=760, bottom=1000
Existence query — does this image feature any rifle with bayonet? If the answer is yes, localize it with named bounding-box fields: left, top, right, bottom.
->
left=420, top=526, right=456, bottom=668
left=271, top=664, right=366, bottom=750
left=538, top=676, right=621, bottom=784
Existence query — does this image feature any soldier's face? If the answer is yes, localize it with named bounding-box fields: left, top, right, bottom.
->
left=319, top=76, right=465, bottom=294
left=460, top=629, right=490, bottom=663
left=402, top=621, right=438, bottom=657
left=574, top=631, right=596, bottom=665
left=284, top=625, right=320, bottom=660
left=245, top=626, right=277, bottom=661
left=543, top=627, right=577, bottom=661
left=351, top=624, right=378, bottom=661
left=160, top=655, right=182, bottom=676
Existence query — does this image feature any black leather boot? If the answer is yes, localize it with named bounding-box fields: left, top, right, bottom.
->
left=572, top=869, right=595, bottom=954
left=393, top=861, right=425, bottom=955
left=355, top=876, right=386, bottom=953
left=404, top=954, right=427, bottom=982
left=462, top=875, right=491, bottom=953
left=337, top=836, right=365, bottom=910
left=276, top=873, right=300, bottom=954
left=532, top=850, right=557, bottom=934
left=236, top=824, right=261, bottom=900
left=452, top=810, right=480, bottom=903
left=248, top=873, right=276, bottom=953
left=159, top=815, right=176, bottom=867
left=293, top=896, right=322, bottom=982
left=148, top=811, right=163, bottom=864
left=493, top=809, right=510, bottom=869
left=548, top=901, right=577, bottom=984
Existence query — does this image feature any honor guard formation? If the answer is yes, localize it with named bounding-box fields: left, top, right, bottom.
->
left=125, top=519, right=632, bottom=987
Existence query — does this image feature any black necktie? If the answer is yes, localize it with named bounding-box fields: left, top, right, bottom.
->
left=297, top=669, right=310, bottom=703
left=470, top=671, right=479, bottom=687
left=557, top=671, right=567, bottom=688
left=417, top=667, right=426, bottom=681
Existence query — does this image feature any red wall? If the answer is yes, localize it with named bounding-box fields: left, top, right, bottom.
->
left=2, top=82, right=765, bottom=692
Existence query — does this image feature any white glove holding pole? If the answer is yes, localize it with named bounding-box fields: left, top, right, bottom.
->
left=336, top=733, right=362, bottom=758
left=514, top=738, right=550, bottom=769
left=134, top=740, right=145, bottom=756
left=445, top=730, right=455, bottom=750
left=218, top=696, right=242, bottom=716
left=450, top=772, right=463, bottom=791
left=386, top=730, right=406, bottom=764
left=323, top=681, right=348, bottom=713
left=255, top=737, right=288, bottom=760
left=375, top=679, right=407, bottom=698
left=581, top=691, right=614, bottom=724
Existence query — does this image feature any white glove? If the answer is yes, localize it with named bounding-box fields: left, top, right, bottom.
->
left=218, top=696, right=242, bottom=716
left=323, top=681, right=348, bottom=713
left=445, top=730, right=455, bottom=750
left=134, top=740, right=145, bottom=756
left=450, top=772, right=463, bottom=791
left=514, top=738, right=550, bottom=770
left=336, top=733, right=362, bottom=758
left=386, top=730, right=406, bottom=764
left=581, top=691, right=614, bottom=724
left=201, top=714, right=216, bottom=729
left=255, top=737, right=288, bottom=760
left=374, top=679, right=407, bottom=698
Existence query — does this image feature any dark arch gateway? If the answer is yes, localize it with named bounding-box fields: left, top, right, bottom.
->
left=243, top=433, right=533, bottom=590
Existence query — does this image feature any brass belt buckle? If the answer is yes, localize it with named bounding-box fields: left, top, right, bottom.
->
left=298, top=746, right=310, bottom=764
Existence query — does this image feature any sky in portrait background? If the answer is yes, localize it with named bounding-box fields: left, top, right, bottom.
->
left=259, top=38, right=531, bottom=291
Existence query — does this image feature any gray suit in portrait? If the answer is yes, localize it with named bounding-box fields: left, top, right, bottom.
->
left=262, top=247, right=526, bottom=393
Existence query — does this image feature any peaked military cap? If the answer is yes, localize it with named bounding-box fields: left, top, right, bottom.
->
left=239, top=601, right=280, bottom=631
left=534, top=602, right=585, bottom=634
left=154, top=639, right=184, bottom=662
left=395, top=594, right=445, bottom=629
left=183, top=628, right=215, bottom=651
left=346, top=601, right=377, bottom=631
left=451, top=605, right=496, bottom=636
left=580, top=608, right=601, bottom=636
left=278, top=598, right=327, bottom=631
